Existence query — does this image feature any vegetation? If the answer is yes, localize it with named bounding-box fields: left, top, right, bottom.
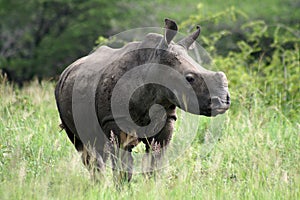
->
left=0, top=0, right=299, bottom=199
left=1, top=0, right=299, bottom=84
left=0, top=0, right=129, bottom=84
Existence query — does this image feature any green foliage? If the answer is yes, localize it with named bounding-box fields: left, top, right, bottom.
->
left=1, top=0, right=299, bottom=85
left=231, top=23, right=299, bottom=118
left=0, top=0, right=120, bottom=83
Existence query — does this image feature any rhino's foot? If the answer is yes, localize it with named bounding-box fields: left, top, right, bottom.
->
left=81, top=146, right=105, bottom=181
left=111, top=154, right=134, bottom=184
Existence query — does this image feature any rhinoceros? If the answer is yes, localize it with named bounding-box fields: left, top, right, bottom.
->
left=55, top=19, right=230, bottom=181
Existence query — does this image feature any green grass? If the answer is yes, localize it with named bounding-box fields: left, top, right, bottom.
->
left=0, top=77, right=299, bottom=199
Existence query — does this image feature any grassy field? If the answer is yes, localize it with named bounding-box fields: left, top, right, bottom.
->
left=0, top=77, right=299, bottom=199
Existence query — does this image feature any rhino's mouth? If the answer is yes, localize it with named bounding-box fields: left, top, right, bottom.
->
left=201, top=107, right=229, bottom=117
left=200, top=109, right=223, bottom=117
left=201, top=95, right=230, bottom=117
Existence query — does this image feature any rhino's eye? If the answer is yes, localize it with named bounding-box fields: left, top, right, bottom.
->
left=185, top=74, right=195, bottom=83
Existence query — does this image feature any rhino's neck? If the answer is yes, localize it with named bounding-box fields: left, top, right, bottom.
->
left=128, top=83, right=176, bottom=126
left=97, top=49, right=177, bottom=129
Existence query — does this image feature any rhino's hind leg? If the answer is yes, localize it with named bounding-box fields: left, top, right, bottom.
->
left=81, top=146, right=105, bottom=180
left=61, top=122, right=105, bottom=179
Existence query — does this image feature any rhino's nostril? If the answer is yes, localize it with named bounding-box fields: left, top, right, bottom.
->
left=226, top=93, right=230, bottom=104
left=211, top=96, right=221, bottom=105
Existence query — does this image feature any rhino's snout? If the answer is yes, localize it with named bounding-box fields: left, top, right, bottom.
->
left=211, top=93, right=230, bottom=108
left=209, top=71, right=230, bottom=115
left=210, top=93, right=230, bottom=116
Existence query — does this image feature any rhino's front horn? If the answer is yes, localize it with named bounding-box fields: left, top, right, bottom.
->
left=164, top=18, right=178, bottom=45
left=178, top=25, right=201, bottom=50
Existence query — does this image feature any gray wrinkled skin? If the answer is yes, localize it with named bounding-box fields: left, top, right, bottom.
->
left=55, top=19, right=230, bottom=182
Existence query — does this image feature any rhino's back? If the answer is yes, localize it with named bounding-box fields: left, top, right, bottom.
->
left=55, top=42, right=143, bottom=137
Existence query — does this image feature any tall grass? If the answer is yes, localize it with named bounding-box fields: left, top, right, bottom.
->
left=0, top=74, right=299, bottom=199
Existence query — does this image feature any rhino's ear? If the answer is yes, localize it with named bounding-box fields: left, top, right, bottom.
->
left=164, top=18, right=178, bottom=45
left=178, top=25, right=201, bottom=50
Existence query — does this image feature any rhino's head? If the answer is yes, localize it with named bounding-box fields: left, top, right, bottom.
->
left=150, top=19, right=230, bottom=116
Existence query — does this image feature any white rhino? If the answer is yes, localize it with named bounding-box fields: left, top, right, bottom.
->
left=55, top=19, right=230, bottom=181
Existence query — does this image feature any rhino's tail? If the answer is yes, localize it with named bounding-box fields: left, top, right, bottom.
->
left=59, top=123, right=65, bottom=131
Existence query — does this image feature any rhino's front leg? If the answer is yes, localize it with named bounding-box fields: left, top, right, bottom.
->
left=142, top=118, right=175, bottom=176
left=111, top=148, right=134, bottom=183
left=110, top=131, right=139, bottom=183
left=142, top=139, right=164, bottom=177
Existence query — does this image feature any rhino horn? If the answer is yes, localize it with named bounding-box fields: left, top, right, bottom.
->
left=164, top=18, right=178, bottom=45
left=178, top=25, right=201, bottom=50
